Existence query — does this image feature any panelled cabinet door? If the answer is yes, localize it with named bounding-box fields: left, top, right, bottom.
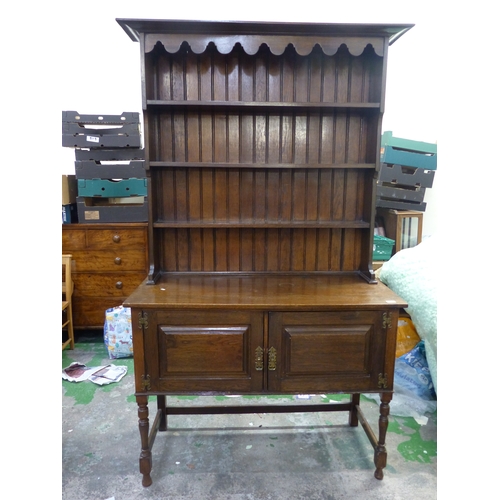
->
left=268, top=311, right=388, bottom=393
left=142, top=310, right=264, bottom=393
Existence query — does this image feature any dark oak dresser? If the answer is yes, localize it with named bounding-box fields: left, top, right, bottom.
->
left=117, top=18, right=411, bottom=487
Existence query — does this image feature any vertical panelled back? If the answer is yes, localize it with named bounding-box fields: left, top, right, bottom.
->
left=149, top=110, right=378, bottom=164
left=145, top=43, right=381, bottom=105
left=154, top=167, right=369, bottom=224
left=159, top=227, right=364, bottom=273
left=144, top=40, right=382, bottom=276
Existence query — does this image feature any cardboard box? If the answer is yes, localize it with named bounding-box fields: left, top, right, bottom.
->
left=62, top=203, right=78, bottom=224
left=62, top=175, right=78, bottom=205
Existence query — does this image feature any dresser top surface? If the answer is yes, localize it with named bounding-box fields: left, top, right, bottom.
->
left=124, top=273, right=407, bottom=310
left=116, top=19, right=413, bottom=57
left=116, top=18, right=413, bottom=38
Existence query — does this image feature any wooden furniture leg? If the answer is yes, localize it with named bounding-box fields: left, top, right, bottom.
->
left=374, top=392, right=392, bottom=480
left=349, top=393, right=360, bottom=426
left=62, top=254, right=75, bottom=351
left=157, top=395, right=167, bottom=431
left=137, top=395, right=153, bottom=487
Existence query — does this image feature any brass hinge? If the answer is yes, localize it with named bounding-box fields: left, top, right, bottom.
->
left=378, top=373, right=388, bottom=389
left=268, top=347, right=277, bottom=371
left=382, top=312, right=392, bottom=330
left=138, top=311, right=149, bottom=330
left=255, top=346, right=264, bottom=371
left=141, top=374, right=151, bottom=391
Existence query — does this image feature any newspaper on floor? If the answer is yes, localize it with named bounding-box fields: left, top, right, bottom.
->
left=62, top=362, right=127, bottom=386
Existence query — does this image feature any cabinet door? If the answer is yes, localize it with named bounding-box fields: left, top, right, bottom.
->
left=143, top=310, right=264, bottom=393
left=268, top=311, right=389, bottom=393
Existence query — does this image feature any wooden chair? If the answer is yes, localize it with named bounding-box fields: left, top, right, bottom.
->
left=62, top=254, right=75, bottom=350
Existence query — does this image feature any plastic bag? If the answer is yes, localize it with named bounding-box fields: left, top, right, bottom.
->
left=396, top=316, right=421, bottom=358
left=365, top=340, right=436, bottom=419
left=394, top=340, right=436, bottom=401
left=103, top=306, right=133, bottom=359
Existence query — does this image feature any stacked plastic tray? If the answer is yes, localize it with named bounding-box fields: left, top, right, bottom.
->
left=62, top=111, right=148, bottom=223
left=376, top=131, right=437, bottom=212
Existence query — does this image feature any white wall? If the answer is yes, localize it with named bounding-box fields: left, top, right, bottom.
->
left=54, top=1, right=441, bottom=236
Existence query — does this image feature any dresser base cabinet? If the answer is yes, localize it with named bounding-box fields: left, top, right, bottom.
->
left=124, top=274, right=407, bottom=487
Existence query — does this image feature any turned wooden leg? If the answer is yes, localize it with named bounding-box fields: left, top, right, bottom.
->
left=137, top=395, right=153, bottom=487
left=349, top=393, right=360, bottom=426
left=374, top=392, right=392, bottom=480
left=157, top=395, right=167, bottom=431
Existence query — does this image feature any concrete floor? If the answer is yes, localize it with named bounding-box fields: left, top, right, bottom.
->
left=62, top=332, right=437, bottom=500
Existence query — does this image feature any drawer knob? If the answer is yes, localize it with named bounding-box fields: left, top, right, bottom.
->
left=113, top=234, right=121, bottom=243
left=115, top=281, right=123, bottom=289
left=114, top=257, right=122, bottom=265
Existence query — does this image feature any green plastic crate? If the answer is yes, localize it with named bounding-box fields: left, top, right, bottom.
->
left=373, top=235, right=395, bottom=261
left=380, top=131, right=437, bottom=170
left=77, top=178, right=147, bottom=198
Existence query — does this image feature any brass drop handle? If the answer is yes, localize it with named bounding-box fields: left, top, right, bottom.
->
left=114, top=257, right=122, bottom=265
left=255, top=347, right=264, bottom=371
left=113, top=234, right=121, bottom=243
left=115, top=281, right=123, bottom=289
left=268, top=347, right=277, bottom=371
left=382, top=312, right=392, bottom=330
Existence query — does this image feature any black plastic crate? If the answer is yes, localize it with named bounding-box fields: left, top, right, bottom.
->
left=76, top=196, right=149, bottom=223
left=75, top=160, right=146, bottom=179
left=74, top=148, right=145, bottom=161
left=378, top=163, right=435, bottom=189
left=62, top=111, right=141, bottom=149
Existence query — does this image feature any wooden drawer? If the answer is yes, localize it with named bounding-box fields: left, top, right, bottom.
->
left=70, top=249, right=147, bottom=272
left=62, top=228, right=86, bottom=250
left=85, top=228, right=147, bottom=249
left=73, top=272, right=146, bottom=297
left=73, top=297, right=129, bottom=328
left=62, top=224, right=147, bottom=250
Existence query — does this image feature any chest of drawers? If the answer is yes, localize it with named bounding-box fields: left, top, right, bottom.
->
left=62, top=223, right=148, bottom=328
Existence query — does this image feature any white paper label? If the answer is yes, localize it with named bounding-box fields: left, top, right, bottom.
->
left=86, top=135, right=100, bottom=143
left=85, top=210, right=100, bottom=220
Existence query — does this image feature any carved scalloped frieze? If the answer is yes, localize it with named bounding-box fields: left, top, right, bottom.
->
left=144, top=34, right=383, bottom=57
